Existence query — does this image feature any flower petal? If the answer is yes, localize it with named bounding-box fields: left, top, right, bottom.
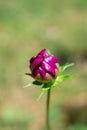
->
left=37, top=49, right=46, bottom=56
left=41, top=61, right=55, bottom=77
left=33, top=67, right=46, bottom=79
left=29, top=48, right=59, bottom=82
left=32, top=67, right=40, bottom=77
left=37, top=48, right=51, bottom=57
left=30, top=57, right=43, bottom=70
left=45, top=55, right=59, bottom=64
left=39, top=67, right=46, bottom=79
left=30, top=56, right=36, bottom=63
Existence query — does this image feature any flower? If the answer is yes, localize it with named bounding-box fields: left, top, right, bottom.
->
left=29, top=49, right=59, bottom=82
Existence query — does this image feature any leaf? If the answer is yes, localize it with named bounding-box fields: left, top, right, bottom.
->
left=37, top=88, right=49, bottom=100
left=61, top=63, right=74, bottom=72
left=37, top=82, right=54, bottom=100
left=23, top=83, right=32, bottom=88
left=53, top=75, right=71, bottom=87
left=23, top=80, right=43, bottom=88
left=32, top=80, right=43, bottom=86
left=57, top=75, right=71, bottom=82
left=25, top=73, right=32, bottom=77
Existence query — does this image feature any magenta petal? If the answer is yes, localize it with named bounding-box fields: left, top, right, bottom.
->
left=45, top=56, right=59, bottom=63
left=30, top=57, right=43, bottom=70
left=29, top=48, right=59, bottom=82
left=32, top=68, right=40, bottom=77
left=37, top=49, right=46, bottom=56
left=30, top=56, right=36, bottom=63
left=41, top=61, right=55, bottom=77
left=33, top=67, right=46, bottom=79
left=39, top=67, right=46, bottom=79
left=37, top=48, right=51, bottom=57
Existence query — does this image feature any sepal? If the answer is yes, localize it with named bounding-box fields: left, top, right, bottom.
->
left=60, top=63, right=74, bottom=73
left=25, top=73, right=32, bottom=77
left=23, top=80, right=43, bottom=88
left=53, top=74, right=71, bottom=87
left=32, top=80, right=43, bottom=86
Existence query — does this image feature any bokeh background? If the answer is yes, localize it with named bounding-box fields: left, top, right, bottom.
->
left=0, top=0, right=87, bottom=130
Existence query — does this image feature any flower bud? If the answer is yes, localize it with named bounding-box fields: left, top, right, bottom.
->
left=29, top=49, right=59, bottom=82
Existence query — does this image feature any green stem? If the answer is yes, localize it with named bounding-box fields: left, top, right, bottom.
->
left=46, top=88, right=51, bottom=130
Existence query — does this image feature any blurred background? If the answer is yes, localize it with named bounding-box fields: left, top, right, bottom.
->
left=0, top=0, right=87, bottom=130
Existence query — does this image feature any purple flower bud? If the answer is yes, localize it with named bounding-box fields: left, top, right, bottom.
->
left=29, top=49, right=59, bottom=82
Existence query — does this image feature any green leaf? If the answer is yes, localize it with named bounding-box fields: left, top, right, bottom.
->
left=53, top=75, right=71, bottom=87
left=37, top=82, right=53, bottom=100
left=25, top=73, right=32, bottom=77
left=37, top=88, right=49, bottom=100
left=61, top=63, right=74, bottom=72
left=23, top=83, right=32, bottom=88
left=42, top=83, right=49, bottom=88
left=32, top=80, right=43, bottom=86
left=57, top=75, right=71, bottom=82
left=23, top=80, right=43, bottom=88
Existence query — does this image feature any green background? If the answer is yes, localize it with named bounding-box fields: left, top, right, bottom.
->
left=0, top=0, right=87, bottom=130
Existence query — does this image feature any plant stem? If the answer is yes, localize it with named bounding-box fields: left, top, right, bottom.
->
left=46, top=88, right=51, bottom=130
